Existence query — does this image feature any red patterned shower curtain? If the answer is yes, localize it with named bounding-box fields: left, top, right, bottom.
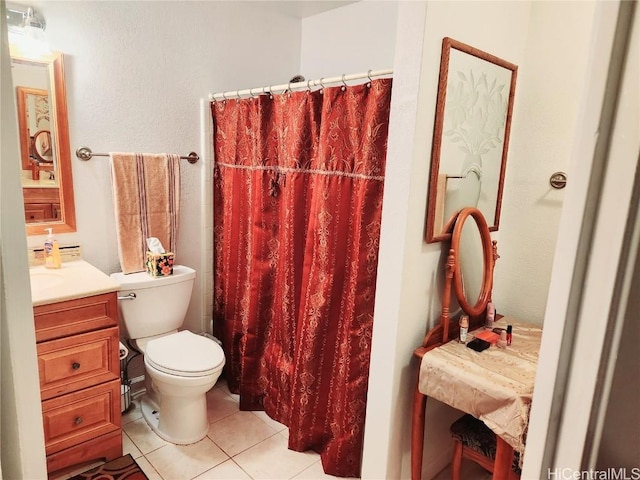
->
left=211, top=79, right=392, bottom=477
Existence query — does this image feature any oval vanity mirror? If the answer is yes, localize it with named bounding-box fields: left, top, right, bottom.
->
left=451, top=207, right=494, bottom=317
left=11, top=47, right=76, bottom=235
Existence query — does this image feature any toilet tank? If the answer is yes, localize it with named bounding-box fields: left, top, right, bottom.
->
left=111, top=265, right=196, bottom=340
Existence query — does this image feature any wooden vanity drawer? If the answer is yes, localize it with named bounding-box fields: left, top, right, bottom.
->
left=34, top=292, right=118, bottom=342
left=37, top=327, right=120, bottom=400
left=42, top=379, right=120, bottom=456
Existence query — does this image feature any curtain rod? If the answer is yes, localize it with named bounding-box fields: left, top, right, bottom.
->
left=209, top=68, right=393, bottom=101
left=75, top=146, right=199, bottom=164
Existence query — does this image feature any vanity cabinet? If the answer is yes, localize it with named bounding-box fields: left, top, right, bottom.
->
left=34, top=292, right=122, bottom=475
left=23, top=187, right=60, bottom=223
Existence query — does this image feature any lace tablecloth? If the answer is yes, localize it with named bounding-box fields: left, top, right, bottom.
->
left=418, top=317, right=542, bottom=457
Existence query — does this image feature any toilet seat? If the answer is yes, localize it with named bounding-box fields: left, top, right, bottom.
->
left=145, top=330, right=225, bottom=378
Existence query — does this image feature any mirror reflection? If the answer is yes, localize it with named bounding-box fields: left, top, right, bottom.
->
left=457, top=217, right=484, bottom=308
left=32, top=129, right=54, bottom=162
left=10, top=48, right=76, bottom=234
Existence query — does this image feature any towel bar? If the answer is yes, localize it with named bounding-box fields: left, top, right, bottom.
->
left=76, top=146, right=199, bottom=164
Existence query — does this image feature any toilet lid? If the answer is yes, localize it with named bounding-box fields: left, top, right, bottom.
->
left=145, top=331, right=225, bottom=377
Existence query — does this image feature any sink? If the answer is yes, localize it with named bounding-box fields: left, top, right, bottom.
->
left=30, top=270, right=64, bottom=293
left=29, top=260, right=121, bottom=306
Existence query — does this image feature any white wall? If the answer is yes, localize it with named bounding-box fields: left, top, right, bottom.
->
left=24, top=0, right=303, bottom=334
left=493, top=1, right=597, bottom=323
left=364, top=1, right=599, bottom=478
left=300, top=0, right=398, bottom=79
left=1, top=6, right=47, bottom=478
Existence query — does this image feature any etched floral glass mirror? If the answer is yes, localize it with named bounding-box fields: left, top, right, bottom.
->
left=425, top=37, right=517, bottom=243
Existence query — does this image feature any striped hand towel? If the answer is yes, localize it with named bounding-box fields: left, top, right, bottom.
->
left=109, top=153, right=180, bottom=274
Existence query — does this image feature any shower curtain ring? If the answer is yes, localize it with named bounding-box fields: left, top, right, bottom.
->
left=341, top=74, right=347, bottom=91
left=307, top=79, right=313, bottom=93
left=319, top=77, right=325, bottom=93
left=287, top=81, right=293, bottom=95
left=221, top=91, right=228, bottom=101
left=367, top=70, right=373, bottom=87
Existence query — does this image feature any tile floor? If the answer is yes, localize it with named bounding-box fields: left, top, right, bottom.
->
left=54, top=378, right=489, bottom=480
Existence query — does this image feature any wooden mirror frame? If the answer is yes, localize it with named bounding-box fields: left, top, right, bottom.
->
left=451, top=207, right=494, bottom=317
left=16, top=86, right=49, bottom=169
left=11, top=47, right=77, bottom=235
left=32, top=129, right=54, bottom=163
left=415, top=207, right=498, bottom=354
left=425, top=37, right=517, bottom=244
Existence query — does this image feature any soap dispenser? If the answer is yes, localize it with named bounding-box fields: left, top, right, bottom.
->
left=44, top=228, right=61, bottom=269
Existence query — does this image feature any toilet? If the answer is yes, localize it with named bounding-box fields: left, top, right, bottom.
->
left=111, top=265, right=225, bottom=445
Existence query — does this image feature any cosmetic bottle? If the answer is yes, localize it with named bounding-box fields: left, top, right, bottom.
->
left=44, top=228, right=61, bottom=269
left=497, top=330, right=508, bottom=348
left=506, top=325, right=512, bottom=346
left=459, top=315, right=469, bottom=344
left=485, top=302, right=495, bottom=330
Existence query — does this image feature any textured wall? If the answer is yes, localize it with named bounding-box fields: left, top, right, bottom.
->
left=492, top=1, right=597, bottom=324
left=300, top=1, right=398, bottom=79
left=25, top=1, right=303, bottom=333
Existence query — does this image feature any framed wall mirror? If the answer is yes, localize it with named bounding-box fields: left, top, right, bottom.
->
left=11, top=47, right=76, bottom=235
left=425, top=37, right=517, bottom=243
left=16, top=86, right=51, bottom=170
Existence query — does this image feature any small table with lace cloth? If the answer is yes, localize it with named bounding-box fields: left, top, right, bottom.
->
left=418, top=317, right=542, bottom=473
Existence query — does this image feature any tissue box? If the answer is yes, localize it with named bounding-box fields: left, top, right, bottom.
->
left=145, top=251, right=174, bottom=277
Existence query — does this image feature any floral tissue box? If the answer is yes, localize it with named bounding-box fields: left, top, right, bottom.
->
left=145, top=251, right=174, bottom=277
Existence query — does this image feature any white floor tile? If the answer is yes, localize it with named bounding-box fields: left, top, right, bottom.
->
left=206, top=386, right=240, bottom=423
left=208, top=410, right=279, bottom=456
left=122, top=401, right=143, bottom=425
left=133, top=456, right=164, bottom=480
left=217, top=377, right=240, bottom=401
left=291, top=460, right=358, bottom=479
left=122, top=431, right=143, bottom=459
left=145, top=436, right=229, bottom=479
left=193, top=459, right=252, bottom=479
left=122, top=416, right=168, bottom=455
left=251, top=410, right=288, bottom=432
left=233, top=434, right=319, bottom=480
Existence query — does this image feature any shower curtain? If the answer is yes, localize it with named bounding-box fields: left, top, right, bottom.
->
left=211, top=78, right=392, bottom=477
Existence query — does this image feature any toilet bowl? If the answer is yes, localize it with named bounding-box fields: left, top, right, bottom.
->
left=141, top=330, right=225, bottom=444
left=111, top=265, right=226, bottom=444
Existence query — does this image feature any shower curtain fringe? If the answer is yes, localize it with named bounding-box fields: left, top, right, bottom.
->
left=209, top=68, right=393, bottom=101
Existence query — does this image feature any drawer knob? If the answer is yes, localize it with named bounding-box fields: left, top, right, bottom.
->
left=74, top=416, right=83, bottom=426
left=71, top=362, right=81, bottom=370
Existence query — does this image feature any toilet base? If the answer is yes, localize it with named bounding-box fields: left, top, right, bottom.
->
left=140, top=393, right=208, bottom=445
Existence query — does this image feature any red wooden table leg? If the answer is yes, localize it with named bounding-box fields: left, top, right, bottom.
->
left=411, top=385, right=427, bottom=480
left=493, top=436, right=514, bottom=480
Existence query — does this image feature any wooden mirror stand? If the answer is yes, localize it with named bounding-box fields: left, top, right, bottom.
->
left=411, top=207, right=499, bottom=479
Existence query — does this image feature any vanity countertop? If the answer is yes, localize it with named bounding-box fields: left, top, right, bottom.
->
left=21, top=170, right=59, bottom=188
left=30, top=260, right=120, bottom=306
